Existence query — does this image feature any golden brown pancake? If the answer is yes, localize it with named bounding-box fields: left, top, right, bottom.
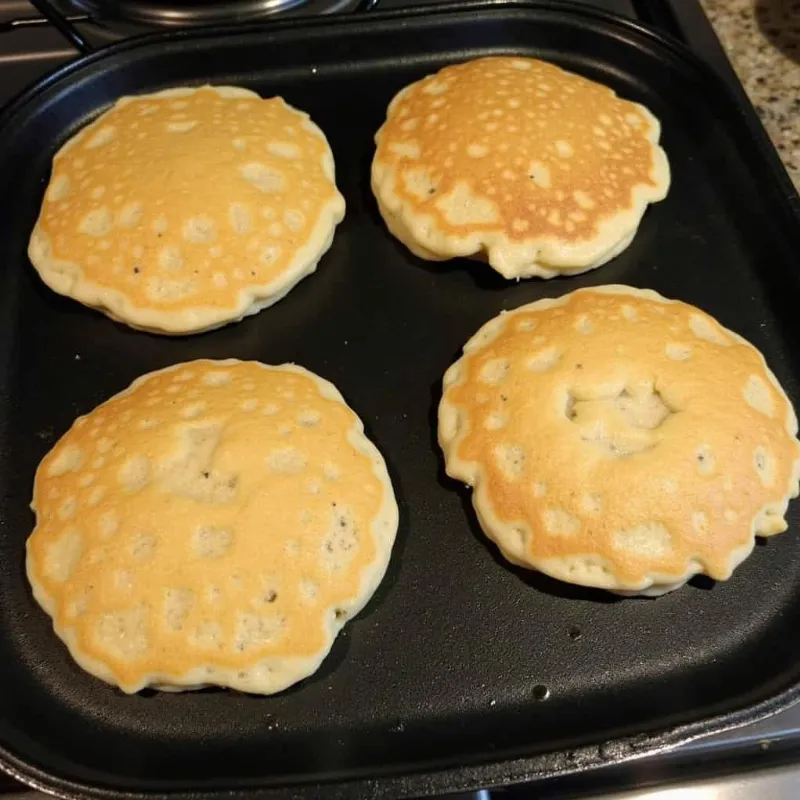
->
left=27, top=360, right=398, bottom=693
left=29, top=86, right=345, bottom=334
left=439, top=286, right=800, bottom=595
left=373, top=57, right=669, bottom=279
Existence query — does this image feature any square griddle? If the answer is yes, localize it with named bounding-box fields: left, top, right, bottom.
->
left=0, top=2, right=799, bottom=797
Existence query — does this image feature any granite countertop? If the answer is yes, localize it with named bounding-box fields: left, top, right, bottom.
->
left=700, top=0, right=800, bottom=191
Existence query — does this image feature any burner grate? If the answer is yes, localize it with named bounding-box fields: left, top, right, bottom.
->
left=15, top=0, right=375, bottom=53
left=65, top=0, right=313, bottom=25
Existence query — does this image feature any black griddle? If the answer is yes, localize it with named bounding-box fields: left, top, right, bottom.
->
left=0, top=2, right=800, bottom=798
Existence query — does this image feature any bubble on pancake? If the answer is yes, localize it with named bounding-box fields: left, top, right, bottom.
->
left=543, top=508, right=581, bottom=536
left=183, top=215, right=216, bottom=244
left=261, top=245, right=281, bottom=266
left=298, top=409, right=322, bottom=427
left=323, top=462, right=341, bottom=481
left=46, top=444, right=85, bottom=477
left=555, top=140, right=573, bottom=159
left=283, top=209, right=305, bottom=232
left=229, top=202, right=253, bottom=236
left=528, top=346, right=560, bottom=372
left=99, top=510, right=119, bottom=537
left=744, top=374, right=774, bottom=417
left=689, top=313, right=730, bottom=346
left=79, top=207, right=113, bottom=237
left=241, top=162, right=285, bottom=193
left=203, top=370, right=231, bottom=387
left=159, top=246, right=184, bottom=272
left=495, top=444, right=526, bottom=480
left=163, top=588, right=194, bottom=631
left=695, top=444, right=716, bottom=476
left=665, top=343, right=692, bottom=361
left=193, top=526, right=233, bottom=559
left=86, top=126, right=115, bottom=149
left=691, top=511, right=709, bottom=535
left=234, top=612, right=285, bottom=652
left=48, top=175, right=71, bottom=202
left=267, top=141, right=300, bottom=159
left=403, top=168, right=438, bottom=200
left=95, top=608, right=149, bottom=659
left=612, top=522, right=672, bottom=558
left=581, top=492, right=603, bottom=515
left=388, top=142, right=421, bottom=159
left=42, top=528, right=84, bottom=582
left=480, top=359, right=510, bottom=385
left=436, top=182, right=499, bottom=226
left=267, top=447, right=307, bottom=475
left=321, top=505, right=359, bottom=571
left=167, top=121, right=198, bottom=133
left=528, top=161, right=552, bottom=189
left=485, top=412, right=509, bottom=431
left=754, top=446, right=776, bottom=487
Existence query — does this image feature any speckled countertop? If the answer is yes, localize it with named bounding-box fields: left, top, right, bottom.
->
left=699, top=0, right=800, bottom=190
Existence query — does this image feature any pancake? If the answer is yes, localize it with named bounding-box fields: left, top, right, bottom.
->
left=438, top=286, right=800, bottom=596
left=29, top=86, right=345, bottom=335
left=26, top=360, right=398, bottom=694
left=372, top=57, right=670, bottom=279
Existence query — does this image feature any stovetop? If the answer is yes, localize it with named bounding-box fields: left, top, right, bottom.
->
left=0, top=1, right=799, bottom=797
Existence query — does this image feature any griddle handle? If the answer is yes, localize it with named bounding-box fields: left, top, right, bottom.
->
left=28, top=0, right=94, bottom=55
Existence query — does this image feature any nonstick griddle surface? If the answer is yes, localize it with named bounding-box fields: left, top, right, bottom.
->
left=0, top=3, right=799, bottom=798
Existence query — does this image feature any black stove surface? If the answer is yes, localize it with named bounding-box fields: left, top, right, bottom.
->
left=0, top=1, right=798, bottom=798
